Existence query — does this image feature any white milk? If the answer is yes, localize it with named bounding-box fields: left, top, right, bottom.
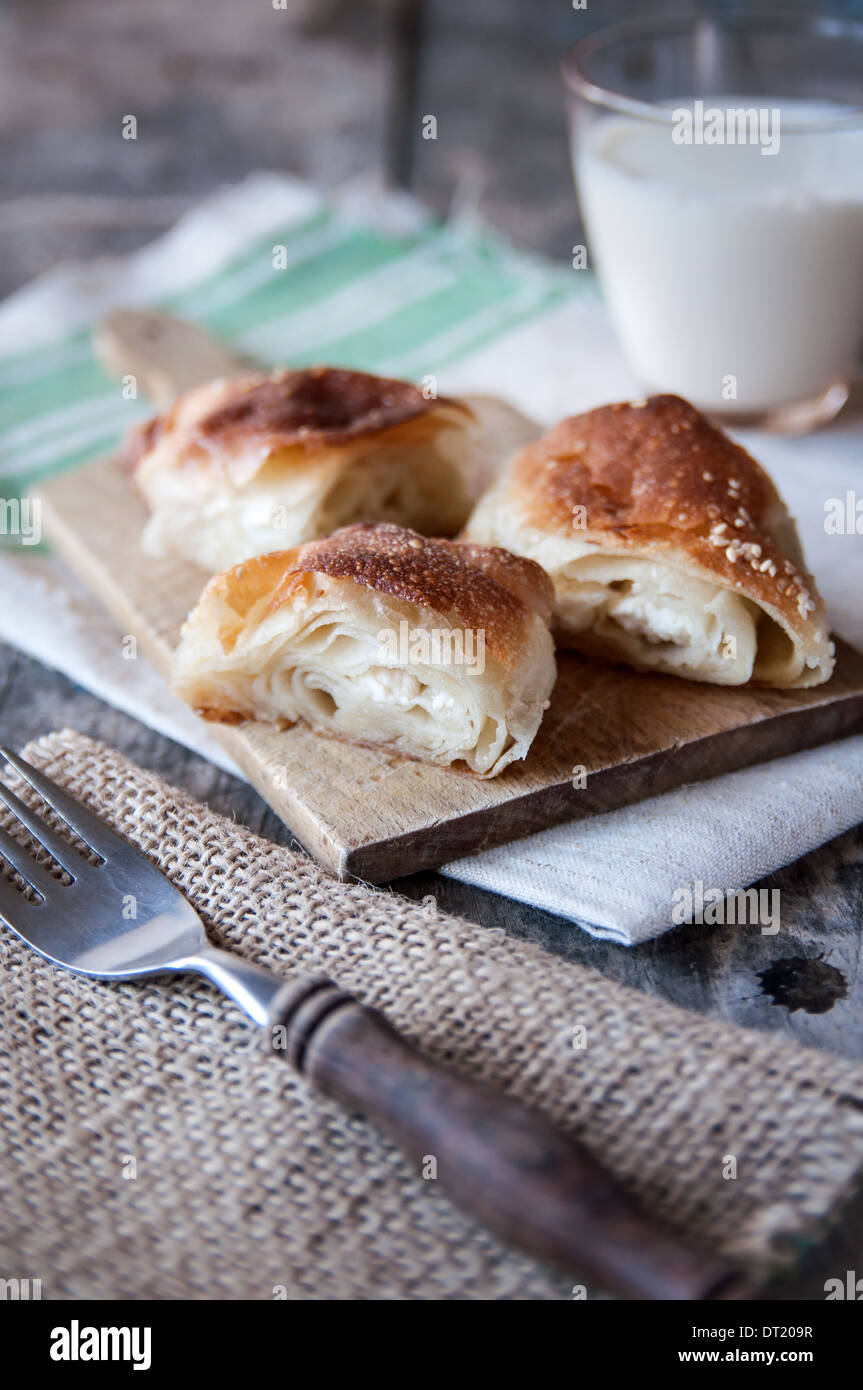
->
left=575, top=101, right=863, bottom=414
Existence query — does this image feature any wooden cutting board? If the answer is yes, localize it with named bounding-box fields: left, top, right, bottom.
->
left=38, top=447, right=863, bottom=881
left=35, top=311, right=863, bottom=881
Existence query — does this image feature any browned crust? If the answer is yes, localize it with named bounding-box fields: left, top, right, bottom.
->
left=199, top=523, right=554, bottom=665
left=192, top=707, right=248, bottom=726
left=116, top=415, right=164, bottom=475
left=511, top=395, right=825, bottom=631
left=122, top=367, right=474, bottom=490
left=195, top=366, right=471, bottom=452
left=454, top=542, right=555, bottom=622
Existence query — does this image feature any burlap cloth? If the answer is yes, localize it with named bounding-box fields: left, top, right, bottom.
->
left=2, top=729, right=863, bottom=1300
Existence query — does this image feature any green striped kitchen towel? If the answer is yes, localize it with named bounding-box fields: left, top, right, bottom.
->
left=0, top=171, right=577, bottom=504
left=1, top=171, right=862, bottom=944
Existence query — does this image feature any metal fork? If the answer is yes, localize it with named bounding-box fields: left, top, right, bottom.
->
left=0, top=746, right=749, bottom=1301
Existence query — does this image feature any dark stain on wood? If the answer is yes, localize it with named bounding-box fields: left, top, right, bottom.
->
left=757, top=956, right=848, bottom=1015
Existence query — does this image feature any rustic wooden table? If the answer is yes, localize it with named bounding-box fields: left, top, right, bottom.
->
left=1, top=0, right=861, bottom=1068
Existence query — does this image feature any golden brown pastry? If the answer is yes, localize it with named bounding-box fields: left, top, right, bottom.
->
left=463, top=395, right=834, bottom=687
left=171, top=523, right=557, bottom=776
left=124, top=367, right=483, bottom=570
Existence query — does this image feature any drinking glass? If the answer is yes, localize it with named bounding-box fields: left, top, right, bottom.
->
left=564, top=13, right=863, bottom=432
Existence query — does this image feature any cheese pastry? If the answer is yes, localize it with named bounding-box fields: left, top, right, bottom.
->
left=171, top=523, right=557, bottom=776
left=463, top=395, right=834, bottom=688
left=123, top=367, right=482, bottom=571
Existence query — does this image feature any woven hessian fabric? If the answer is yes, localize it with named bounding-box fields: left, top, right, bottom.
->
left=1, top=729, right=863, bottom=1300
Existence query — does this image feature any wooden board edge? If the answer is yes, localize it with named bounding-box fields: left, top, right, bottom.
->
left=345, top=690, right=863, bottom=882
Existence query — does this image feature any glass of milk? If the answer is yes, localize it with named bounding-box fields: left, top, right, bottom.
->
left=564, top=14, right=863, bottom=432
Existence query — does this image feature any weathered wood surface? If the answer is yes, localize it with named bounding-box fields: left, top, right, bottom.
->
left=1, top=0, right=863, bottom=1260
left=0, top=0, right=861, bottom=1054
left=0, top=0, right=390, bottom=299
left=0, top=0, right=650, bottom=298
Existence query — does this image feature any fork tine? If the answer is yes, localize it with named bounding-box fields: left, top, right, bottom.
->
left=0, top=869, right=36, bottom=927
left=0, top=747, right=128, bottom=862
left=0, top=779, right=83, bottom=877
left=0, top=822, right=57, bottom=899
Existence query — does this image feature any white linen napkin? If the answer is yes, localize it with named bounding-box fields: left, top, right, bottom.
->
left=1, top=173, right=861, bottom=944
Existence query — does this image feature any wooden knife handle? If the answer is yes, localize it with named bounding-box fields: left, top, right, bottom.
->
left=270, top=977, right=751, bottom=1300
